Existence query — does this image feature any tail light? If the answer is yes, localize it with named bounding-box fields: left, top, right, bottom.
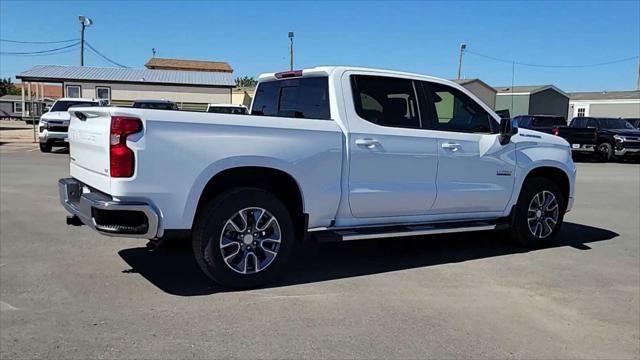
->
left=552, top=127, right=559, bottom=136
left=110, top=116, right=142, bottom=177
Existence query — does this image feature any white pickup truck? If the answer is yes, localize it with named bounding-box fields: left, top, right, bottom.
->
left=59, top=66, right=576, bottom=288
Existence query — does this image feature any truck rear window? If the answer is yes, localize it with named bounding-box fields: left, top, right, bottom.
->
left=532, top=117, right=565, bottom=127
left=251, top=77, right=330, bottom=120
left=51, top=101, right=98, bottom=112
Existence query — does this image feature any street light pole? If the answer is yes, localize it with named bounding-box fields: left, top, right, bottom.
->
left=78, top=15, right=93, bottom=66
left=288, top=32, right=294, bottom=71
left=636, top=55, right=639, bottom=90
left=457, top=43, right=466, bottom=80
left=80, top=23, right=85, bottom=66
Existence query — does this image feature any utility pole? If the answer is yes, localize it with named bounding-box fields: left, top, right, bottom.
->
left=636, top=55, right=639, bottom=90
left=78, top=15, right=93, bottom=66
left=288, top=32, right=294, bottom=71
left=457, top=43, right=467, bottom=80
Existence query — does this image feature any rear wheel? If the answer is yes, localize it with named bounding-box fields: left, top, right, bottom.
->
left=596, top=142, right=613, bottom=162
left=39, top=142, right=52, bottom=153
left=192, top=188, right=295, bottom=289
left=510, top=177, right=565, bottom=248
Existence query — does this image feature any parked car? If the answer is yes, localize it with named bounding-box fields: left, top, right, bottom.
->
left=513, top=114, right=566, bottom=134
left=38, top=98, right=101, bottom=152
left=556, top=117, right=640, bottom=161
left=59, top=66, right=576, bottom=289
left=206, top=104, right=248, bottom=114
left=132, top=100, right=178, bottom=110
left=625, top=118, right=640, bottom=129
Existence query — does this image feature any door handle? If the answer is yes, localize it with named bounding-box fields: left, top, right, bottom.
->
left=355, top=138, right=379, bottom=149
left=441, top=142, right=462, bottom=151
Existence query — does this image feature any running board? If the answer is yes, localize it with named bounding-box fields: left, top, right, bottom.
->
left=311, top=220, right=509, bottom=242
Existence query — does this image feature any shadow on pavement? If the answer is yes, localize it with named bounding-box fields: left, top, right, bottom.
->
left=118, top=222, right=618, bottom=296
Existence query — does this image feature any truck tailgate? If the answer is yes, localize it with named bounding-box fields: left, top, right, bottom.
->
left=68, top=108, right=112, bottom=193
left=557, top=127, right=597, bottom=145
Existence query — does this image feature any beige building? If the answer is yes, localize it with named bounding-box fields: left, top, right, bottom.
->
left=453, top=78, right=497, bottom=109
left=568, top=91, right=640, bottom=119
left=232, top=87, right=256, bottom=107
left=16, top=61, right=236, bottom=112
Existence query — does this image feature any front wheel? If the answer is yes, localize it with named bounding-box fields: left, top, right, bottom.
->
left=597, top=142, right=613, bottom=162
left=39, top=142, right=52, bottom=153
left=192, top=188, right=295, bottom=289
left=510, top=178, right=565, bottom=248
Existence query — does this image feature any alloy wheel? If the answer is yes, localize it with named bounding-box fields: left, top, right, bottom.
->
left=527, top=190, right=559, bottom=239
left=217, top=207, right=281, bottom=274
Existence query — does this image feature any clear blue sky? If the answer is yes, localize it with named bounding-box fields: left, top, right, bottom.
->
left=1, top=0, right=638, bottom=92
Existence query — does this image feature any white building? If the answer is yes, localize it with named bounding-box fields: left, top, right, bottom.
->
left=568, top=90, right=640, bottom=119
left=16, top=63, right=236, bottom=113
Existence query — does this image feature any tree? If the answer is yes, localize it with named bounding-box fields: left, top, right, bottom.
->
left=235, top=76, right=257, bottom=88
left=0, top=78, right=20, bottom=97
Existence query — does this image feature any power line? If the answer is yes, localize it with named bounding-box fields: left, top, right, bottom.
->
left=85, top=42, right=128, bottom=68
left=466, top=49, right=639, bottom=68
left=1, top=38, right=79, bottom=44
left=0, top=46, right=79, bottom=57
left=0, top=42, right=80, bottom=55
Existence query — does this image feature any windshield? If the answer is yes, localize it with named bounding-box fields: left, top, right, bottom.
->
left=51, top=100, right=98, bottom=112
left=598, top=118, right=635, bottom=130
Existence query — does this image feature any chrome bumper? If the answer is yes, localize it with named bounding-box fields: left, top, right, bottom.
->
left=615, top=148, right=640, bottom=156
left=570, top=144, right=595, bottom=152
left=39, top=130, right=68, bottom=143
left=58, top=178, right=160, bottom=238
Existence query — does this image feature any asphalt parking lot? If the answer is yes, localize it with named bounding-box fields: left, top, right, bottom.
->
left=1, top=147, right=639, bottom=359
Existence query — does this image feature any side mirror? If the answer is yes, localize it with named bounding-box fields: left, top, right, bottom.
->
left=499, top=117, right=518, bottom=145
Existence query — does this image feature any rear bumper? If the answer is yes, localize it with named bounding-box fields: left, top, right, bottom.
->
left=570, top=144, right=595, bottom=152
left=58, top=178, right=160, bottom=238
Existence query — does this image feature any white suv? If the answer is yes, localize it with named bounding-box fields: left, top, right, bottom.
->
left=39, top=98, right=101, bottom=152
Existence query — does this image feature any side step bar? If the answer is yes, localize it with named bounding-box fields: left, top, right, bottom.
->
left=311, top=220, right=509, bottom=242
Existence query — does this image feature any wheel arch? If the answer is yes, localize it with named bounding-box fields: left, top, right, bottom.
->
left=521, top=166, right=570, bottom=209
left=192, top=166, right=307, bottom=241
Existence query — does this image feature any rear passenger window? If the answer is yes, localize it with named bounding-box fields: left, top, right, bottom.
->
left=351, top=75, right=421, bottom=129
left=424, top=82, right=493, bottom=133
left=251, top=77, right=330, bottom=120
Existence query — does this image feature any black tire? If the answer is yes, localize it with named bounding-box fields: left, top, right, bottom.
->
left=510, top=177, right=565, bottom=248
left=596, top=142, right=613, bottom=162
left=39, top=142, right=52, bottom=153
left=192, top=187, right=295, bottom=289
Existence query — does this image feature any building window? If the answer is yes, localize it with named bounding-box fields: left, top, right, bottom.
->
left=66, top=85, right=81, bottom=98
left=96, top=87, right=111, bottom=102
left=577, top=107, right=586, bottom=117
left=13, top=102, right=23, bottom=113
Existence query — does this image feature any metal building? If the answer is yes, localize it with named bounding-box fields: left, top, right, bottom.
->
left=16, top=63, right=236, bottom=115
left=568, top=91, right=640, bottom=119
left=495, top=85, right=570, bottom=119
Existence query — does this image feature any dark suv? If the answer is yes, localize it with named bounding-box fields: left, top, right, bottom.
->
left=513, top=115, right=566, bottom=134
left=568, top=117, right=640, bottom=160
left=625, top=118, right=640, bottom=129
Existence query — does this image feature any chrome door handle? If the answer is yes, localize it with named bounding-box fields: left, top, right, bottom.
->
left=441, top=142, right=462, bottom=151
left=355, top=138, right=379, bottom=149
